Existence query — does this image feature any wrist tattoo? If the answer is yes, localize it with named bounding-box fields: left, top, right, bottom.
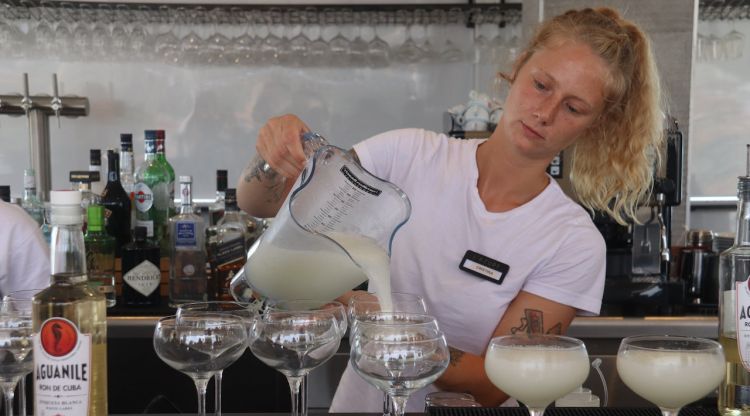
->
left=242, top=159, right=286, bottom=203
left=449, top=347, right=465, bottom=367
left=510, top=308, right=563, bottom=335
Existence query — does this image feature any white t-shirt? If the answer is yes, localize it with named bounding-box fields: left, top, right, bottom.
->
left=0, top=201, right=50, bottom=297
left=330, top=129, right=606, bottom=412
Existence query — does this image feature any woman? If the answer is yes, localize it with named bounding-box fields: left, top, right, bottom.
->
left=236, top=7, right=663, bottom=411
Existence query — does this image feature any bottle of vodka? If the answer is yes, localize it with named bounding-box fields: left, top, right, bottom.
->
left=719, top=144, right=750, bottom=415
left=169, top=175, right=207, bottom=306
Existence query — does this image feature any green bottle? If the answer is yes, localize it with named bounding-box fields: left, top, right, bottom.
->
left=155, top=130, right=176, bottom=217
left=85, top=205, right=116, bottom=307
left=134, top=130, right=171, bottom=254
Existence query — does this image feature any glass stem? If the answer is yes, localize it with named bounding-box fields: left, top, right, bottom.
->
left=287, top=375, right=303, bottom=416
left=382, top=392, right=392, bottom=416
left=19, top=378, right=26, bottom=416
left=300, top=375, right=307, bottom=416
left=193, top=378, right=210, bottom=416
left=390, top=394, right=408, bottom=416
left=660, top=408, right=680, bottom=416
left=214, top=371, right=223, bottom=416
left=4, top=388, right=15, bottom=416
left=527, top=408, right=545, bottom=416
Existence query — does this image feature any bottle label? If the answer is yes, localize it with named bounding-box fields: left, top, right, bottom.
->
left=134, top=183, right=154, bottom=212
left=736, top=280, right=750, bottom=371
left=215, top=236, right=245, bottom=268
left=24, top=175, right=35, bottom=189
left=123, top=260, right=161, bottom=297
left=135, top=220, right=154, bottom=237
left=175, top=221, right=198, bottom=249
left=33, top=317, right=92, bottom=416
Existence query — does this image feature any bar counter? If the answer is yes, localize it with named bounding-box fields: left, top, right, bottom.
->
left=103, top=312, right=720, bottom=413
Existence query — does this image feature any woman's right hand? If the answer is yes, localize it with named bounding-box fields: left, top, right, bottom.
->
left=256, top=114, right=311, bottom=179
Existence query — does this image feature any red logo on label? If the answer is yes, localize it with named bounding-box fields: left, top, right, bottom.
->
left=137, top=191, right=147, bottom=204
left=40, top=318, right=78, bottom=357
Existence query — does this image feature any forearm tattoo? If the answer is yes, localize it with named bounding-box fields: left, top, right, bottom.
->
left=510, top=308, right=563, bottom=335
left=449, top=347, right=465, bottom=367
left=242, top=159, right=286, bottom=204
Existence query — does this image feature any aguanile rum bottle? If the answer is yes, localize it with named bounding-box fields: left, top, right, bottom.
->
left=719, top=145, right=750, bottom=415
left=32, top=190, right=108, bottom=416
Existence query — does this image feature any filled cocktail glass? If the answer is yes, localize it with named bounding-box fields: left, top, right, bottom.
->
left=485, top=334, right=590, bottom=416
left=616, top=335, right=725, bottom=416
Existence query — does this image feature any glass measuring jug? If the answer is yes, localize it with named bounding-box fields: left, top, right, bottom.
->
left=230, top=136, right=411, bottom=306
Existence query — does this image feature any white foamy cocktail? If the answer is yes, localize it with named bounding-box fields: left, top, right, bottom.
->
left=485, top=335, right=590, bottom=411
left=244, top=232, right=392, bottom=308
left=617, top=347, right=725, bottom=409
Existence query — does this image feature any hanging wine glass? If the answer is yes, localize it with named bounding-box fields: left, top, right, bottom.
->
left=366, top=10, right=390, bottom=68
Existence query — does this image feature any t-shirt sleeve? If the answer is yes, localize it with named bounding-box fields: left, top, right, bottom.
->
left=7, top=220, right=50, bottom=295
left=521, top=223, right=606, bottom=316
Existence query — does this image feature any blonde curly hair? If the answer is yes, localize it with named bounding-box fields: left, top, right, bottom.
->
left=502, top=7, right=664, bottom=225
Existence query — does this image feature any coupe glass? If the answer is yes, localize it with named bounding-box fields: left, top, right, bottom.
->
left=153, top=315, right=247, bottom=416
left=264, top=300, right=346, bottom=414
left=3, top=291, right=43, bottom=416
left=0, top=300, right=33, bottom=416
left=485, top=334, right=590, bottom=416
left=616, top=335, right=725, bottom=416
left=350, top=323, right=449, bottom=416
left=348, top=292, right=427, bottom=415
left=248, top=309, right=341, bottom=416
left=176, top=302, right=257, bottom=416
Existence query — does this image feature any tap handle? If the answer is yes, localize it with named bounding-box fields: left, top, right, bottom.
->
left=51, top=73, right=62, bottom=127
left=21, top=73, right=32, bottom=115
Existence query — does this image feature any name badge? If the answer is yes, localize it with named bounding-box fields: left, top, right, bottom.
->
left=459, top=250, right=509, bottom=285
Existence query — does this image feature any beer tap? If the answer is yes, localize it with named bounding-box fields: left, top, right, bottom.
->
left=0, top=73, right=89, bottom=201
left=50, top=74, right=62, bottom=127
left=20, top=73, right=33, bottom=117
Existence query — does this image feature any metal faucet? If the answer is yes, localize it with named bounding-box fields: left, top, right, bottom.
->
left=50, top=74, right=62, bottom=127
left=20, top=73, right=33, bottom=116
left=656, top=192, right=670, bottom=263
left=0, top=74, right=89, bottom=201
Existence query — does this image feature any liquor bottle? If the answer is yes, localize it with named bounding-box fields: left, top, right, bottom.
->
left=101, top=149, right=132, bottom=256
left=0, top=185, right=9, bottom=202
left=40, top=202, right=52, bottom=246
left=122, top=226, right=162, bottom=306
left=169, top=175, right=207, bottom=306
left=89, top=149, right=105, bottom=196
left=21, top=168, right=44, bottom=226
left=120, top=133, right=136, bottom=231
left=209, top=169, right=228, bottom=226
left=70, top=170, right=101, bottom=232
left=719, top=144, right=750, bottom=415
left=32, top=190, right=108, bottom=416
left=212, top=188, right=248, bottom=300
left=119, top=134, right=135, bottom=198
left=155, top=130, right=175, bottom=214
left=84, top=205, right=117, bottom=307
left=134, top=130, right=171, bottom=253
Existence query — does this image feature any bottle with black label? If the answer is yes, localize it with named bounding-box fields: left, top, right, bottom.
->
left=101, top=149, right=132, bottom=256
left=122, top=226, right=161, bottom=306
left=211, top=189, right=248, bottom=300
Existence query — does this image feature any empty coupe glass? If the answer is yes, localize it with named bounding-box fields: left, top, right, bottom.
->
left=176, top=302, right=256, bottom=416
left=350, top=323, right=449, bottom=416
left=0, top=301, right=33, bottom=416
left=248, top=309, right=341, bottom=416
left=153, top=315, right=247, bottom=416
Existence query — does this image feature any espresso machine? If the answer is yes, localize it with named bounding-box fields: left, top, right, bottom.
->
left=555, top=116, right=686, bottom=316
